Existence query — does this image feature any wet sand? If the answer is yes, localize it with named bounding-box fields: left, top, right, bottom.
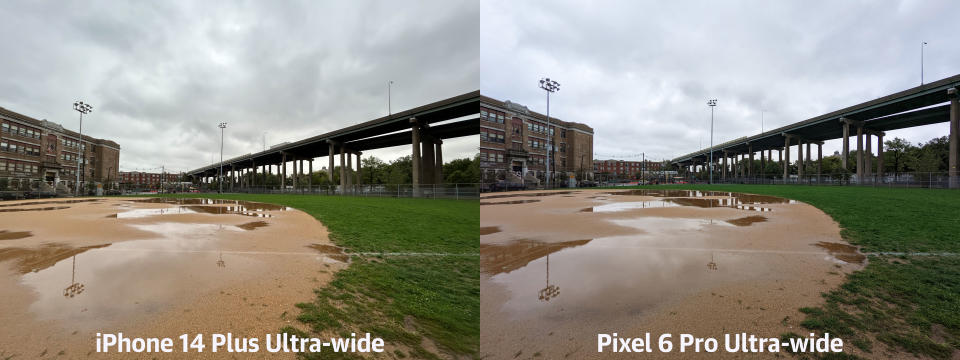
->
left=480, top=189, right=864, bottom=359
left=0, top=197, right=344, bottom=359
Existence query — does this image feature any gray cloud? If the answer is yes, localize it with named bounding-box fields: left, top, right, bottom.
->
left=480, top=0, right=960, bottom=161
left=0, top=0, right=478, bottom=174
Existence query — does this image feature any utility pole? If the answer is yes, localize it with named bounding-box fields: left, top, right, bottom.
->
left=708, top=99, right=717, bottom=184
left=921, top=41, right=928, bottom=85
left=388, top=80, right=394, bottom=116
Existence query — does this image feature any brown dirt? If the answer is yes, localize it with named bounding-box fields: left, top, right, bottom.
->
left=0, top=197, right=343, bottom=359
left=480, top=189, right=863, bottom=359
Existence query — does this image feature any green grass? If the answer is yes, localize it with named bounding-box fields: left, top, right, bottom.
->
left=154, top=193, right=479, bottom=359
left=607, top=185, right=960, bottom=358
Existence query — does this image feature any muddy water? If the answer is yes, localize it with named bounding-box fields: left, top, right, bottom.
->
left=481, top=189, right=863, bottom=359
left=480, top=226, right=502, bottom=235
left=0, top=197, right=340, bottom=359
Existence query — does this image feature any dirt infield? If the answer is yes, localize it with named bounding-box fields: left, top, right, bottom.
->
left=0, top=197, right=343, bottom=359
left=480, top=189, right=864, bottom=359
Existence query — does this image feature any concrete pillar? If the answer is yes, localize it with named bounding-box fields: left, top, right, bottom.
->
left=308, top=159, right=313, bottom=190
left=422, top=134, right=435, bottom=185
left=345, top=151, right=352, bottom=188
left=292, top=157, right=298, bottom=190
left=864, top=133, right=872, bottom=181
left=797, top=139, right=804, bottom=180
left=411, top=118, right=422, bottom=192
left=817, top=143, right=823, bottom=180
left=328, top=141, right=336, bottom=183
left=760, top=149, right=765, bottom=177
left=434, top=139, right=443, bottom=184
left=721, top=150, right=727, bottom=180
left=841, top=119, right=850, bottom=170
left=748, top=146, right=754, bottom=179
left=877, top=133, right=884, bottom=182
left=281, top=153, right=287, bottom=192
left=355, top=152, right=362, bottom=186
left=856, top=126, right=864, bottom=182
left=948, top=88, right=959, bottom=188
left=783, top=136, right=791, bottom=181
left=230, top=165, right=235, bottom=191
left=339, top=143, right=347, bottom=191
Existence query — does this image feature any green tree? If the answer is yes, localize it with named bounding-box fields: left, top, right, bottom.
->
left=883, top=137, right=916, bottom=178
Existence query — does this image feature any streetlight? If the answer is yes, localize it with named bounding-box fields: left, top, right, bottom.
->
left=921, top=41, right=928, bottom=85
left=218, top=122, right=227, bottom=194
left=72, top=101, right=92, bottom=196
left=707, top=99, right=717, bottom=184
left=539, top=77, right=560, bottom=188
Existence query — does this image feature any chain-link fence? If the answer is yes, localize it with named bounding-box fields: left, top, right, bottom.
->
left=676, top=171, right=959, bottom=189
left=177, top=183, right=481, bottom=199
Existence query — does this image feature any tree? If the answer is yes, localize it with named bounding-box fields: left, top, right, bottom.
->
left=443, top=155, right=480, bottom=184
left=883, top=137, right=915, bottom=179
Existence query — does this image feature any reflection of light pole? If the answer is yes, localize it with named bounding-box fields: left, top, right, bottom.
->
left=72, top=101, right=92, bottom=196
left=707, top=252, right=718, bottom=270
left=63, top=255, right=85, bottom=298
left=707, top=99, right=717, bottom=184
left=538, top=254, right=560, bottom=302
left=217, top=251, right=225, bottom=268
left=218, top=122, right=227, bottom=194
left=539, top=78, right=560, bottom=189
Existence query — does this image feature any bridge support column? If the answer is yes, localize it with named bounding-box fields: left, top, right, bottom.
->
left=721, top=151, right=727, bottom=181
left=865, top=133, right=872, bottom=182
left=345, top=151, right=352, bottom=191
left=817, top=143, right=823, bottom=182
left=783, top=136, right=791, bottom=182
left=748, top=146, right=754, bottom=179
left=876, top=133, right=884, bottom=183
left=856, top=125, right=864, bottom=183
left=411, top=117, right=422, bottom=196
left=948, top=88, right=959, bottom=189
left=797, top=139, right=804, bottom=181
left=422, top=134, right=435, bottom=185
left=339, top=143, right=347, bottom=193
left=760, top=149, right=765, bottom=178
left=308, top=159, right=313, bottom=191
left=328, top=142, right=336, bottom=183
left=355, top=152, right=362, bottom=187
left=434, top=139, right=443, bottom=184
left=805, top=141, right=811, bottom=178
left=841, top=119, right=850, bottom=170
left=281, top=153, right=287, bottom=192
left=230, top=165, right=236, bottom=191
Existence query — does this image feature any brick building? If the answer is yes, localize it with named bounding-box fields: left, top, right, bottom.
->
left=120, top=171, right=181, bottom=186
left=480, top=95, right=593, bottom=186
left=593, top=159, right=663, bottom=179
left=0, top=106, right=120, bottom=192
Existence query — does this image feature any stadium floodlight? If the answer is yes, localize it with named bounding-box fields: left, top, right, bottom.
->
left=72, top=101, right=93, bottom=196
left=707, top=99, right=717, bottom=184
left=539, top=77, right=560, bottom=188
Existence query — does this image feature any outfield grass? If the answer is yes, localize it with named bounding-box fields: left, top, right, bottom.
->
left=155, top=194, right=479, bottom=359
left=608, top=185, right=960, bottom=359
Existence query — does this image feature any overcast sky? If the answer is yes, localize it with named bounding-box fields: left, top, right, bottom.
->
left=0, top=1, right=478, bottom=174
left=480, top=0, right=960, bottom=162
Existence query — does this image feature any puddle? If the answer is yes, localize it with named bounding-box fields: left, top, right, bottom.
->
left=611, top=189, right=795, bottom=204
left=0, top=206, right=70, bottom=213
left=131, top=198, right=291, bottom=211
left=480, top=226, right=502, bottom=235
left=0, top=243, right=111, bottom=274
left=579, top=207, right=593, bottom=213
left=105, top=213, right=118, bottom=218
left=480, top=200, right=541, bottom=206
left=0, top=230, right=32, bottom=240
left=307, top=244, right=350, bottom=263
left=664, top=198, right=773, bottom=212
left=117, top=198, right=291, bottom=218
left=814, top=241, right=865, bottom=264
left=117, top=207, right=199, bottom=218
left=585, top=201, right=681, bottom=213
left=481, top=191, right=572, bottom=200
left=484, top=237, right=758, bottom=320
left=726, top=215, right=767, bottom=227
left=0, top=199, right=101, bottom=208
left=237, top=221, right=269, bottom=231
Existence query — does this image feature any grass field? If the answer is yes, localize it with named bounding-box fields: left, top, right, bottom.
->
left=608, top=185, right=960, bottom=359
left=155, top=194, right=479, bottom=359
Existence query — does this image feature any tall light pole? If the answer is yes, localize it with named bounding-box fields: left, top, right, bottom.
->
left=72, top=101, right=92, bottom=196
left=921, top=41, right=928, bottom=85
left=708, top=99, right=717, bottom=184
left=539, top=77, right=560, bottom=188
left=388, top=80, right=394, bottom=117
left=218, top=122, right=227, bottom=193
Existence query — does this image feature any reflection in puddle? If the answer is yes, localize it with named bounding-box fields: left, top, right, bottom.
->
left=0, top=206, right=70, bottom=213
left=236, top=221, right=269, bottom=231
left=117, top=207, right=198, bottom=218
left=131, top=198, right=291, bottom=211
left=814, top=242, right=865, bottom=264
left=480, top=200, right=541, bottom=206
left=0, top=199, right=101, bottom=208
left=480, top=226, right=501, bottom=235
left=0, top=243, right=111, bottom=274
left=307, top=244, right=350, bottom=263
left=726, top=215, right=767, bottom=227
left=481, top=191, right=572, bottom=200
left=664, top=198, right=772, bottom=212
left=586, top=201, right=680, bottom=213
left=0, top=230, right=32, bottom=240
left=481, top=239, right=591, bottom=275
left=117, top=198, right=291, bottom=218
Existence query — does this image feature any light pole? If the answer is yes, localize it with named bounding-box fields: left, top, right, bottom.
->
left=72, top=101, right=92, bottom=196
left=921, top=41, right=928, bottom=85
left=539, top=77, right=560, bottom=188
left=708, top=99, right=717, bottom=184
left=388, top=80, right=394, bottom=116
left=218, top=122, right=227, bottom=193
